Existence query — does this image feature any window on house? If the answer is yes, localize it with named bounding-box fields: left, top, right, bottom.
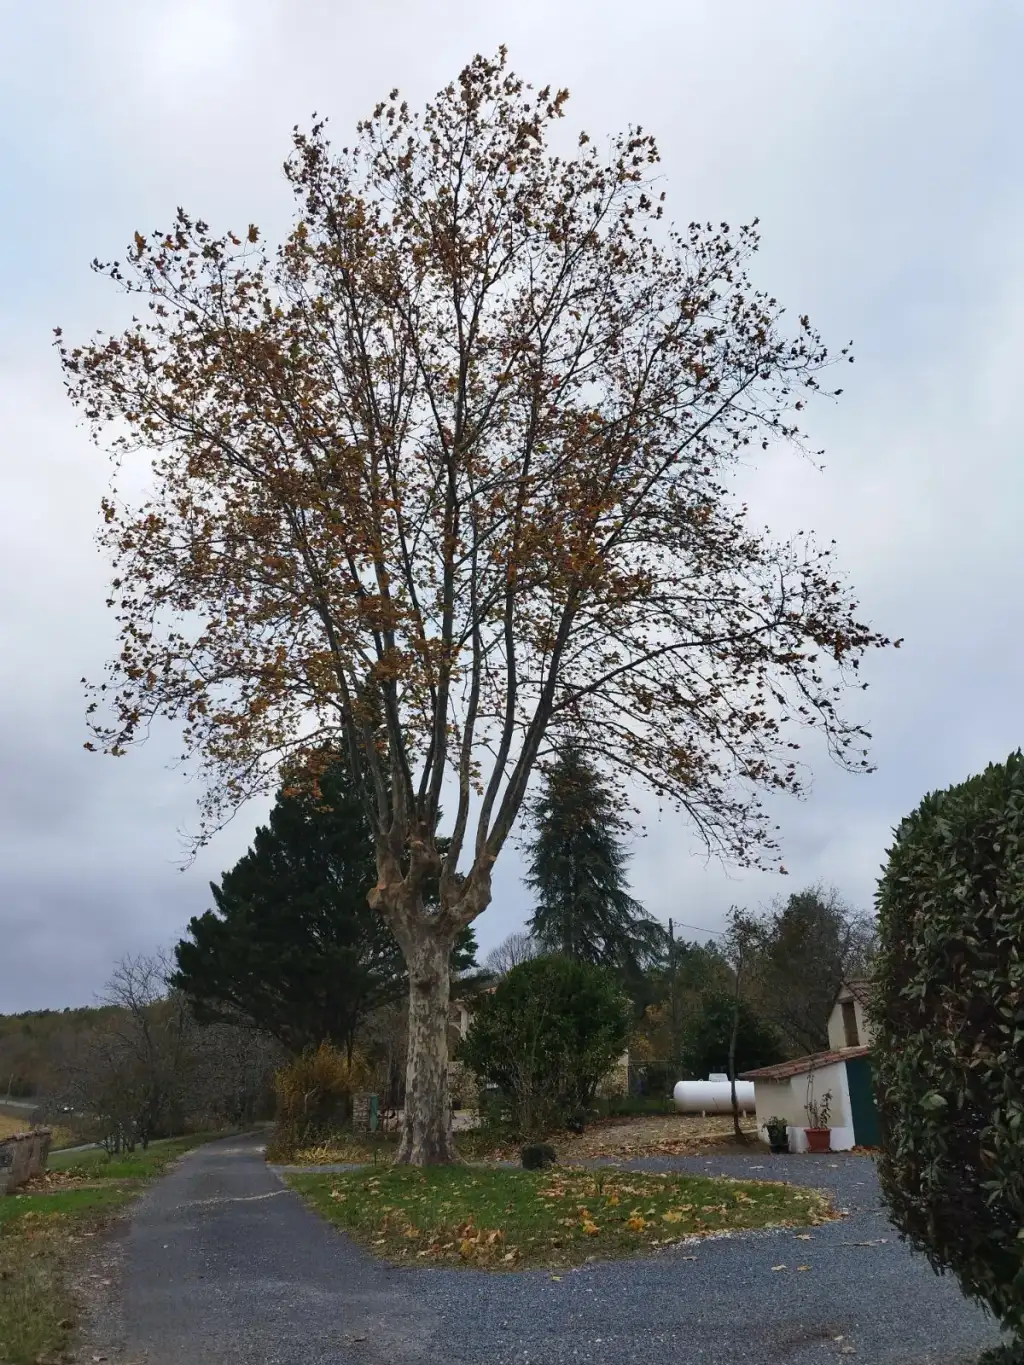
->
left=842, top=1000, right=859, bottom=1048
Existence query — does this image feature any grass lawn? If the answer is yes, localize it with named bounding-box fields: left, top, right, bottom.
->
left=286, top=1164, right=836, bottom=1270
left=0, top=1132, right=225, bottom=1365
left=48, top=1132, right=222, bottom=1180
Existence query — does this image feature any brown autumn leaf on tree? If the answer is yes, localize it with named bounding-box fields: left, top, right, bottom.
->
left=56, top=48, right=899, bottom=1166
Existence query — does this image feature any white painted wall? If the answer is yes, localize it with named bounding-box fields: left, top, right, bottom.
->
left=753, top=1060, right=855, bottom=1152
left=827, top=992, right=873, bottom=1052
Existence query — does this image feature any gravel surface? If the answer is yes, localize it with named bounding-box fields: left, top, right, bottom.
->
left=107, top=1134, right=1004, bottom=1365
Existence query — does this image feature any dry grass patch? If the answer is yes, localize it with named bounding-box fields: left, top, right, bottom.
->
left=0, top=1115, right=77, bottom=1150
left=287, top=1164, right=835, bottom=1271
left=552, top=1113, right=758, bottom=1160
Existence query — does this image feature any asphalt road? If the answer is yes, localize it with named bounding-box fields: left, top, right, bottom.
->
left=109, top=1134, right=1004, bottom=1365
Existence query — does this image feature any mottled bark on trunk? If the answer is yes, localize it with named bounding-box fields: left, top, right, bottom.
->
left=395, top=930, right=458, bottom=1166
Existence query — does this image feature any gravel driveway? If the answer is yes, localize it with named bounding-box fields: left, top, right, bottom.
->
left=103, top=1134, right=1003, bottom=1365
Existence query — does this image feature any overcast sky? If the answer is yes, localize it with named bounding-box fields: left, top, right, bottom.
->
left=1, top=1, right=1020, bottom=1012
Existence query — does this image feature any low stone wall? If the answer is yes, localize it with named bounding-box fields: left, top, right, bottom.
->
left=0, top=1129, right=52, bottom=1195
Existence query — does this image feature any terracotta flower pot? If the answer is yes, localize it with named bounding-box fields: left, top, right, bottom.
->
left=804, top=1127, right=831, bottom=1154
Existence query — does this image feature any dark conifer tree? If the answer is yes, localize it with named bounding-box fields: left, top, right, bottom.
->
left=524, top=741, right=663, bottom=975
left=172, top=748, right=477, bottom=1059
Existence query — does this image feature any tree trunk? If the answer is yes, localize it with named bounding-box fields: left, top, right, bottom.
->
left=395, top=930, right=458, bottom=1166
left=728, top=970, right=744, bottom=1143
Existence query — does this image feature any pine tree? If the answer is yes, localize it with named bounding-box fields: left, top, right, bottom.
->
left=524, top=741, right=663, bottom=974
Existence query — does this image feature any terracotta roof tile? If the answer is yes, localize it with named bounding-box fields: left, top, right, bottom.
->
left=739, top=1045, right=870, bottom=1082
left=842, top=978, right=873, bottom=1005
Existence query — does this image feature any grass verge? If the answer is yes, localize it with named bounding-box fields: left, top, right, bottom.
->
left=286, top=1164, right=835, bottom=1270
left=0, top=1132, right=225, bottom=1365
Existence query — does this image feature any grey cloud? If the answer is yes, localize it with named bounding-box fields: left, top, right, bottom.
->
left=1, top=0, right=1021, bottom=1009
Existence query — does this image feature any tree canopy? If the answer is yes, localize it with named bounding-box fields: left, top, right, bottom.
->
left=61, top=48, right=898, bottom=1162
left=747, top=884, right=876, bottom=1055
left=679, top=989, right=783, bottom=1081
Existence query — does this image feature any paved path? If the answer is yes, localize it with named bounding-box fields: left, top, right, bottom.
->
left=110, top=1134, right=1004, bottom=1365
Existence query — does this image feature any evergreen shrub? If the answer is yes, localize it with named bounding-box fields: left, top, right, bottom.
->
left=874, top=751, right=1024, bottom=1343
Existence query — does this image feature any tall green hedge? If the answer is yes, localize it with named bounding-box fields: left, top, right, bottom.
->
left=873, top=751, right=1024, bottom=1341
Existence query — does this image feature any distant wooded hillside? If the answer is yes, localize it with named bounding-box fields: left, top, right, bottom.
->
left=0, top=1005, right=121, bottom=1097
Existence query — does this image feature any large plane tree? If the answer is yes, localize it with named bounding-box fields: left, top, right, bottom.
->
left=59, top=49, right=898, bottom=1164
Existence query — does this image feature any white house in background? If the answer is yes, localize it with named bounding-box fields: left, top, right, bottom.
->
left=739, top=979, right=880, bottom=1152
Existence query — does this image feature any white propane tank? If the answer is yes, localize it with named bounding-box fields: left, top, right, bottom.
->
left=673, top=1079, right=756, bottom=1115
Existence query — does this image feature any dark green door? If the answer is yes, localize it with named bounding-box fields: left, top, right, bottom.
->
left=845, top=1055, right=880, bottom=1148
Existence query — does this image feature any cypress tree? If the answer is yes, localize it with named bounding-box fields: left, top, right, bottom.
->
left=524, top=741, right=663, bottom=974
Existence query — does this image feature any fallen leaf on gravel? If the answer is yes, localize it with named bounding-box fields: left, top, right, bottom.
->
left=550, top=1275, right=562, bottom=1281
left=796, top=1265, right=811, bottom=1271
left=771, top=1265, right=787, bottom=1271
left=794, top=1234, right=812, bottom=1240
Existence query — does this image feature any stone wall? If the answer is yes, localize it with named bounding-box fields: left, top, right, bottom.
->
left=0, top=1129, right=52, bottom=1195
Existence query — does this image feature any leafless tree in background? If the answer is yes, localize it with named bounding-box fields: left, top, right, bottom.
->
left=485, top=932, right=543, bottom=977
left=50, top=951, right=282, bottom=1148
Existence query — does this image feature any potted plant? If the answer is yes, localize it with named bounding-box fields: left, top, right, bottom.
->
left=804, top=1086, right=833, bottom=1154
left=764, top=1116, right=790, bottom=1154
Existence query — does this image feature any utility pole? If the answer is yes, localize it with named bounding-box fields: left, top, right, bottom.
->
left=668, top=918, right=680, bottom=1082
